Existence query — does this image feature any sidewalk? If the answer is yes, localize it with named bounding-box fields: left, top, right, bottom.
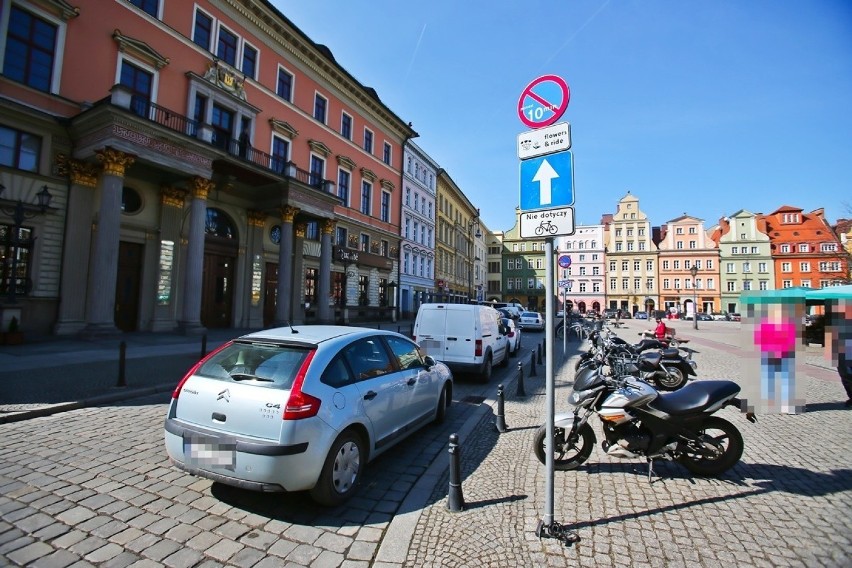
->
left=0, top=320, right=413, bottom=423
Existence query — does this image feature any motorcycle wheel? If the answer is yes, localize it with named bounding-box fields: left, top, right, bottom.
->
left=655, top=365, right=686, bottom=391
left=678, top=416, right=743, bottom=477
left=555, top=325, right=564, bottom=339
left=533, top=422, right=595, bottom=471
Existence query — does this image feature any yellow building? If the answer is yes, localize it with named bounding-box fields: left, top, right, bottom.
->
left=435, top=170, right=479, bottom=302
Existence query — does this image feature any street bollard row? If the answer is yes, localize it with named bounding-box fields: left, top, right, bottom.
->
left=447, top=433, right=465, bottom=512
left=495, top=384, right=508, bottom=433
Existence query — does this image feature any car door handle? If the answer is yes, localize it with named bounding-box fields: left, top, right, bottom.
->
left=447, top=337, right=457, bottom=341
left=407, top=378, right=417, bottom=386
left=363, top=391, right=378, bottom=400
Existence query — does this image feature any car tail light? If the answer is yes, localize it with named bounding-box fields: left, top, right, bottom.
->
left=507, top=330, right=515, bottom=338
left=283, top=349, right=320, bottom=420
left=475, top=339, right=482, bottom=357
left=172, top=341, right=233, bottom=399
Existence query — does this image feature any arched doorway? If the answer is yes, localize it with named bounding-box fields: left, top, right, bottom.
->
left=201, top=208, right=238, bottom=328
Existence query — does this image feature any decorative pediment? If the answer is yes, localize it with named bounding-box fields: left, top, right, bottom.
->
left=113, top=29, right=169, bottom=69
left=269, top=118, right=298, bottom=138
left=201, top=59, right=247, bottom=101
left=40, top=0, right=79, bottom=20
left=360, top=167, right=376, bottom=182
left=337, top=155, right=356, bottom=170
left=380, top=179, right=395, bottom=192
left=308, top=139, right=331, bottom=157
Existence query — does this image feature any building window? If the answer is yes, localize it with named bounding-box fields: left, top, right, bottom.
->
left=800, top=262, right=811, bottom=272
left=336, top=226, right=347, bottom=247
left=0, top=224, right=34, bottom=298
left=210, top=104, right=234, bottom=150
left=305, top=221, right=319, bottom=241
left=0, top=126, right=41, bottom=172
left=314, top=93, right=328, bottom=123
left=119, top=60, right=154, bottom=118
left=337, top=169, right=350, bottom=206
left=192, top=9, right=213, bottom=50
left=380, top=191, right=390, bottom=222
left=271, top=136, right=289, bottom=173
left=360, top=234, right=370, bottom=252
left=307, top=155, right=325, bottom=188
left=129, top=0, right=159, bottom=17
left=277, top=67, right=293, bottom=101
left=360, top=181, right=372, bottom=215
left=241, top=44, right=258, bottom=79
left=4, top=6, right=58, bottom=92
left=383, top=142, right=392, bottom=165
left=216, top=25, right=239, bottom=66
left=364, top=129, right=373, bottom=153
left=781, top=262, right=792, bottom=273
left=341, top=112, right=352, bottom=140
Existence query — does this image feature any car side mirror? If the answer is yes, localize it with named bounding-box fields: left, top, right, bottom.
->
left=423, top=355, right=437, bottom=368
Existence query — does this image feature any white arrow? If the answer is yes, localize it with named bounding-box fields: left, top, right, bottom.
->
left=532, top=159, right=559, bottom=205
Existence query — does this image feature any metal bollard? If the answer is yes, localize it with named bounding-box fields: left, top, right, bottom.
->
left=117, top=341, right=127, bottom=388
left=447, top=433, right=465, bottom=512
left=200, top=334, right=208, bottom=359
left=516, top=361, right=526, bottom=397
left=542, top=339, right=546, bottom=357
left=529, top=350, right=538, bottom=377
left=495, top=384, right=508, bottom=433
left=537, top=343, right=543, bottom=365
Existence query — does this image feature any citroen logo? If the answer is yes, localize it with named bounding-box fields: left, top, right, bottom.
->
left=217, top=389, right=230, bottom=403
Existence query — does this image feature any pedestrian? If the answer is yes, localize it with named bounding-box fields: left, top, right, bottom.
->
left=824, top=298, right=852, bottom=407
left=654, top=317, right=667, bottom=341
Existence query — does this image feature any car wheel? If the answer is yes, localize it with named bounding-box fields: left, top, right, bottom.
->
left=434, top=384, right=449, bottom=424
left=479, top=355, right=493, bottom=383
left=310, top=430, right=365, bottom=507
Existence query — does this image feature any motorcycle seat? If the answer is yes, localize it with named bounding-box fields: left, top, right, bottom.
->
left=633, top=338, right=665, bottom=352
left=651, top=380, right=740, bottom=415
left=661, top=347, right=680, bottom=358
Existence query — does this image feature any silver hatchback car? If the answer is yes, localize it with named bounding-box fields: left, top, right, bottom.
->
left=164, top=326, right=452, bottom=506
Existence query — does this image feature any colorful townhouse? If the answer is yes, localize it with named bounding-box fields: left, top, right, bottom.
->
left=0, top=0, right=416, bottom=334
left=399, top=141, right=438, bottom=318
left=656, top=214, right=720, bottom=316
left=485, top=229, right=504, bottom=301
left=502, top=208, right=547, bottom=311
left=602, top=192, right=659, bottom=315
left=712, top=209, right=775, bottom=314
left=555, top=224, right=606, bottom=314
left=434, top=170, right=479, bottom=303
left=759, top=206, right=848, bottom=289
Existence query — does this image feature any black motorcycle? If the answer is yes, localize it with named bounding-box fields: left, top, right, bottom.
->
left=534, top=359, right=755, bottom=479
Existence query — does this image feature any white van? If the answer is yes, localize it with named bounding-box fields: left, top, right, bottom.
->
left=413, top=303, right=510, bottom=382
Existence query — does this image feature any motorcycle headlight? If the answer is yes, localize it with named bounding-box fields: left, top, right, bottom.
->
left=570, top=391, right=581, bottom=404
left=688, top=360, right=697, bottom=370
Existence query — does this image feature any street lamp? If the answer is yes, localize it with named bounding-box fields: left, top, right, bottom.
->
left=466, top=210, right=481, bottom=303
left=0, top=184, right=53, bottom=304
left=690, top=265, right=698, bottom=330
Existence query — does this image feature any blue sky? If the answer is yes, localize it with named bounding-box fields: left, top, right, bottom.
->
left=272, top=0, right=852, bottom=234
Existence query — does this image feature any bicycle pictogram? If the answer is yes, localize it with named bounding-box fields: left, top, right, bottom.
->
left=534, top=220, right=559, bottom=236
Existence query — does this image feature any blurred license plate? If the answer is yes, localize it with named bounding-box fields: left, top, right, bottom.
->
left=184, top=435, right=236, bottom=470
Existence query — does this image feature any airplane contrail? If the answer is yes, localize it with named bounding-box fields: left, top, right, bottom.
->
left=404, top=23, right=428, bottom=83
left=538, top=0, right=611, bottom=71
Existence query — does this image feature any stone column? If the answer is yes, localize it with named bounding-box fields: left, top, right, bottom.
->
left=150, top=186, right=186, bottom=331
left=292, top=222, right=306, bottom=324
left=53, top=156, right=99, bottom=335
left=245, top=210, right=266, bottom=328
left=274, top=205, right=298, bottom=326
left=317, top=220, right=334, bottom=324
left=177, top=176, right=213, bottom=335
left=82, top=147, right=135, bottom=336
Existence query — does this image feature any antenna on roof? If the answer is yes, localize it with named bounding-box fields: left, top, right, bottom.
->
left=286, top=321, right=298, bottom=334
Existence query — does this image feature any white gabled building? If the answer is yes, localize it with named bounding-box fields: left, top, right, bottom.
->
left=399, top=141, right=438, bottom=318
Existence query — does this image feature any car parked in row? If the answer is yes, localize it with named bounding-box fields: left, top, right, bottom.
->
left=501, top=317, right=522, bottom=356
left=164, top=326, right=453, bottom=507
left=519, top=311, right=545, bottom=331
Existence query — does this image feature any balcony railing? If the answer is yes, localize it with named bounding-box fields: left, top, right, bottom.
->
left=127, top=98, right=337, bottom=196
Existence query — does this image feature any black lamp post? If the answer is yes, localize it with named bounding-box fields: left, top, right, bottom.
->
left=0, top=184, right=53, bottom=304
left=690, top=265, right=699, bottom=330
left=387, top=280, right=398, bottom=321
left=466, top=210, right=481, bottom=302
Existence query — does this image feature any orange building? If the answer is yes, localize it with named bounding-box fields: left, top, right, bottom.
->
left=759, top=206, right=848, bottom=289
left=0, top=1, right=415, bottom=334
left=656, top=215, right=721, bottom=316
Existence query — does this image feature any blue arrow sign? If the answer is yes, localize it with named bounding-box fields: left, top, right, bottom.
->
left=519, top=150, right=574, bottom=212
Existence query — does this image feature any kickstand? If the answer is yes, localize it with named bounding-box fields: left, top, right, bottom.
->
left=647, top=458, right=655, bottom=483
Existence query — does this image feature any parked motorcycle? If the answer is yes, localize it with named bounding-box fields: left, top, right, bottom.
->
left=533, top=360, right=755, bottom=479
left=575, top=325, right=696, bottom=390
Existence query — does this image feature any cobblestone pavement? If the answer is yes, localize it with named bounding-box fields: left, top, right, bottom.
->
left=0, top=319, right=850, bottom=567
left=398, top=319, right=852, bottom=567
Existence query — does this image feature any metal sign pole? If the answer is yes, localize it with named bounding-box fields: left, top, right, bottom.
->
left=562, top=286, right=567, bottom=354
left=544, top=238, right=555, bottom=527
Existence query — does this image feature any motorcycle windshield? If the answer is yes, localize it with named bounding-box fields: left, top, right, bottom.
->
left=573, top=366, right=604, bottom=391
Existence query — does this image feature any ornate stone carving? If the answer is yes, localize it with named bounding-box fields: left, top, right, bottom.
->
left=295, top=223, right=306, bottom=238
left=380, top=179, right=395, bottom=192
left=337, top=155, right=356, bottom=170
left=95, top=147, right=136, bottom=177
left=202, top=58, right=247, bottom=100
left=247, top=210, right=267, bottom=227
left=55, top=154, right=98, bottom=188
left=280, top=205, right=299, bottom=223
left=188, top=176, right=213, bottom=199
left=308, top=139, right=332, bottom=157
left=321, top=219, right=336, bottom=235
left=113, top=29, right=169, bottom=69
left=269, top=118, right=298, bottom=138
left=360, top=167, right=377, bottom=182
left=160, top=186, right=186, bottom=208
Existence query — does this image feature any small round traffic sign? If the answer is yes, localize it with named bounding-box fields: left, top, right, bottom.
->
left=558, top=255, right=572, bottom=268
left=518, top=75, right=570, bottom=128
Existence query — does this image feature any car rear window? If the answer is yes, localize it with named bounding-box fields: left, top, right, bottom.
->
left=196, top=342, right=311, bottom=389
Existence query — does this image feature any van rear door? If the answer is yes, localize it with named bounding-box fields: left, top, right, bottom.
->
left=444, top=307, right=476, bottom=363
left=415, top=307, right=446, bottom=360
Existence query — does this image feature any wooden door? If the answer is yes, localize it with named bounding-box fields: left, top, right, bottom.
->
left=201, top=252, right=235, bottom=328
left=115, top=241, right=143, bottom=332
